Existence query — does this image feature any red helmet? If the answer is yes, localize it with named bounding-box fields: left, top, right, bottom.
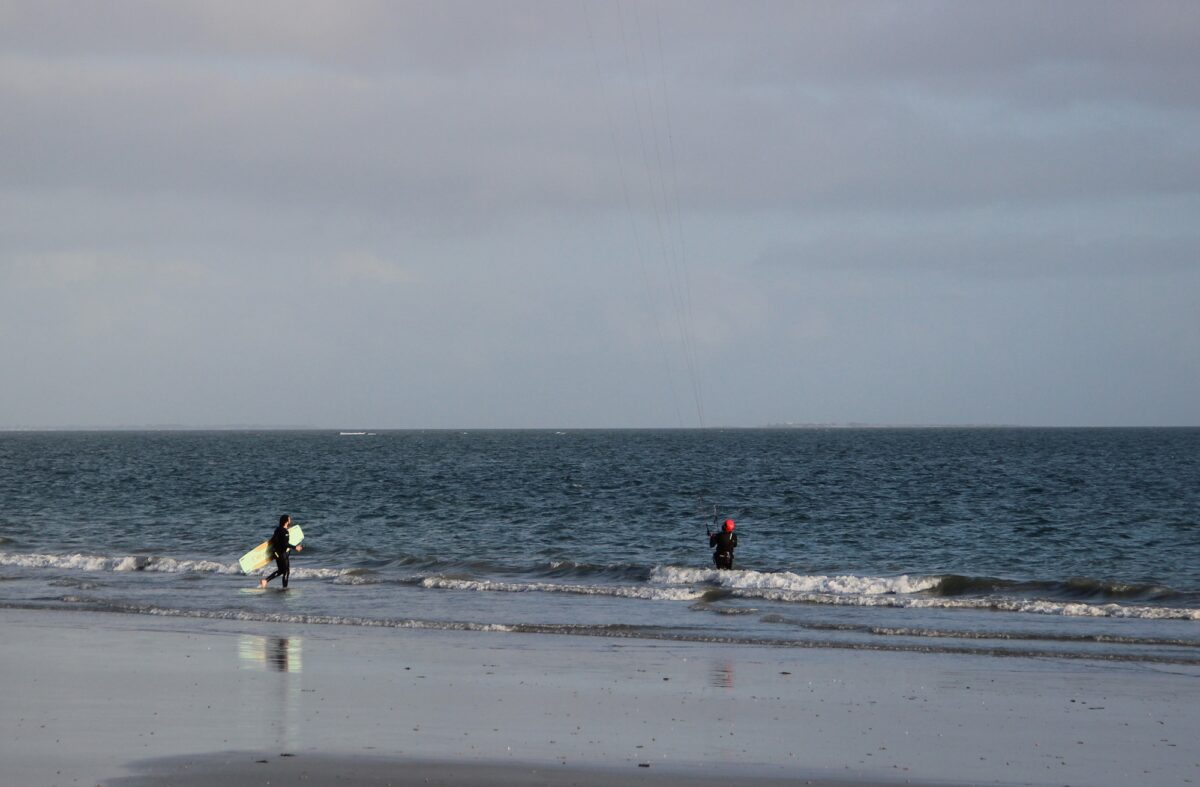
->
left=723, top=519, right=735, bottom=532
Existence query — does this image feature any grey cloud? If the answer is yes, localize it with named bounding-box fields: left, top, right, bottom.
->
left=4, top=2, right=1198, bottom=221
left=2, top=1, right=1197, bottom=427
left=751, top=224, right=1200, bottom=279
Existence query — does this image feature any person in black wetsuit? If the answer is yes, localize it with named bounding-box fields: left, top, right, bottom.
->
left=709, top=519, right=738, bottom=570
left=260, top=514, right=302, bottom=589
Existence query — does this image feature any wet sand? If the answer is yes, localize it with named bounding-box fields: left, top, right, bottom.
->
left=3, top=607, right=1198, bottom=786
left=106, top=751, right=900, bottom=786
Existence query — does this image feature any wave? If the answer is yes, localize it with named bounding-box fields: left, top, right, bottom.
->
left=330, top=568, right=383, bottom=585
left=5, top=600, right=1199, bottom=665
left=725, top=587, right=1200, bottom=620
left=5, top=549, right=1196, bottom=621
left=0, top=551, right=239, bottom=574
left=651, top=566, right=939, bottom=595
left=0, top=550, right=347, bottom=580
left=758, top=615, right=1200, bottom=648
left=330, top=560, right=651, bottom=586
left=0, top=549, right=647, bottom=588
left=645, top=566, right=1199, bottom=619
left=542, top=560, right=651, bottom=582
left=413, top=567, right=1199, bottom=620
left=420, top=576, right=705, bottom=602
left=932, top=574, right=1182, bottom=602
left=47, top=577, right=104, bottom=590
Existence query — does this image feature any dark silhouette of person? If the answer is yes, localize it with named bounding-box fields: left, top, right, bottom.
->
left=709, top=519, right=738, bottom=570
left=260, top=514, right=302, bottom=589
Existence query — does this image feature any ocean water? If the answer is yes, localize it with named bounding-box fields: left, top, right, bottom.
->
left=1, top=428, right=1198, bottom=664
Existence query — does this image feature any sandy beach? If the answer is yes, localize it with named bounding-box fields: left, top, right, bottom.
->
left=1, top=607, right=1196, bottom=786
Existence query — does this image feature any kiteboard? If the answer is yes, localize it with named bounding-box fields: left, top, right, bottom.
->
left=239, top=525, right=304, bottom=574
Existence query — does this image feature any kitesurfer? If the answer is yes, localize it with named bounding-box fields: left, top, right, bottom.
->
left=260, top=514, right=302, bottom=589
left=709, top=519, right=738, bottom=570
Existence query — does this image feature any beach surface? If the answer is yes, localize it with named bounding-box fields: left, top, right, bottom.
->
left=3, top=607, right=1197, bottom=786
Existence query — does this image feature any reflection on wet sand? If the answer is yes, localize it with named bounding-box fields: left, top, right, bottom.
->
left=710, top=660, right=735, bottom=688
left=236, top=635, right=304, bottom=750
left=238, top=635, right=303, bottom=673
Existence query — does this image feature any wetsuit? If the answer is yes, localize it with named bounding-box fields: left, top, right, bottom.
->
left=709, top=530, right=737, bottom=570
left=263, top=525, right=292, bottom=588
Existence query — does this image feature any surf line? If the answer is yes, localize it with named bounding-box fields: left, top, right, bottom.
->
left=18, top=602, right=1199, bottom=666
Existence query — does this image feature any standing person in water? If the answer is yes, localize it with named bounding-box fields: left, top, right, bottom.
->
left=709, top=519, right=738, bottom=570
left=260, top=514, right=302, bottom=589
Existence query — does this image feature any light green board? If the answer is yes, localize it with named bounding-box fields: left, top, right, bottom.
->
left=239, top=525, right=304, bottom=574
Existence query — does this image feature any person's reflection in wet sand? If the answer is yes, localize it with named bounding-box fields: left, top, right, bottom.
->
left=237, top=634, right=302, bottom=674
left=268, top=637, right=290, bottom=672
left=710, top=660, right=735, bottom=689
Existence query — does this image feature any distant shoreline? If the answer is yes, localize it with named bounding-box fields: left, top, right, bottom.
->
left=1, top=424, right=1197, bottom=432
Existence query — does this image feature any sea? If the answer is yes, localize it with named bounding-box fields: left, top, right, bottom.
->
left=1, top=428, right=1198, bottom=665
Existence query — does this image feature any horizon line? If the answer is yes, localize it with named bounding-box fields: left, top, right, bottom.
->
left=2, top=423, right=1197, bottom=432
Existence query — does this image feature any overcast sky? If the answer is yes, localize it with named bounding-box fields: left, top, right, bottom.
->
left=2, top=1, right=1197, bottom=428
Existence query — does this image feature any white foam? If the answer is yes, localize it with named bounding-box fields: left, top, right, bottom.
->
left=648, top=566, right=1199, bottom=620
left=288, top=567, right=346, bottom=580
left=990, top=598, right=1200, bottom=621
left=331, top=572, right=379, bottom=585
left=732, top=588, right=1200, bottom=620
left=113, top=556, right=145, bottom=572
left=650, top=566, right=939, bottom=596
left=0, top=552, right=125, bottom=572
left=0, top=550, right=346, bottom=579
left=131, top=605, right=516, bottom=632
left=121, top=556, right=238, bottom=574
left=420, top=576, right=705, bottom=602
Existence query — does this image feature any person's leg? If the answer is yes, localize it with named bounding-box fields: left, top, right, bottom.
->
left=280, top=554, right=290, bottom=588
left=262, top=556, right=286, bottom=587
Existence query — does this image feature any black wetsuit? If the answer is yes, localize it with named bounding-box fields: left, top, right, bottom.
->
left=709, top=530, right=737, bottom=570
left=263, top=525, right=292, bottom=587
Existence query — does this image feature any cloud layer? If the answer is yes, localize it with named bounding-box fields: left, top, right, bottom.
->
left=2, top=1, right=1197, bottom=427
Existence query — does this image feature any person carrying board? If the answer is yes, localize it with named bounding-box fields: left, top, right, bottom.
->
left=260, top=514, right=302, bottom=589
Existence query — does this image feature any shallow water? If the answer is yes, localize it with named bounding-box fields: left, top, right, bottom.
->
left=1, top=428, right=1198, bottom=662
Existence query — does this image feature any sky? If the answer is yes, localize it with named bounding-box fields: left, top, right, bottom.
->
left=1, top=0, right=1198, bottom=428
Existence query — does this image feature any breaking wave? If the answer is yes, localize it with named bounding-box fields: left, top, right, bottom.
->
left=0, top=550, right=347, bottom=580
left=650, top=566, right=939, bottom=595
left=931, top=574, right=1182, bottom=602
left=644, top=566, right=1199, bottom=620
left=420, top=576, right=705, bottom=601
left=3, top=549, right=1196, bottom=621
